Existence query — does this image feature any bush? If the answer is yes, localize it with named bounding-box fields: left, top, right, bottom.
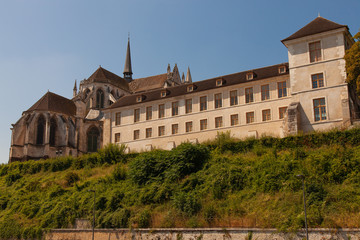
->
left=64, top=172, right=80, bottom=186
left=173, top=191, right=201, bottom=216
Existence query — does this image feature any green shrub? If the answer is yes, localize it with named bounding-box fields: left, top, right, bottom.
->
left=137, top=209, right=151, bottom=228
left=5, top=172, right=21, bottom=186
left=64, top=172, right=80, bottom=186
left=173, top=191, right=201, bottom=216
left=112, top=164, right=127, bottom=181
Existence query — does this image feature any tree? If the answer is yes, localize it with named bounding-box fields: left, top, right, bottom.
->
left=345, top=31, right=360, bottom=94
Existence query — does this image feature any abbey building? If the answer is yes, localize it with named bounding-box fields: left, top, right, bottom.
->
left=9, top=17, right=359, bottom=162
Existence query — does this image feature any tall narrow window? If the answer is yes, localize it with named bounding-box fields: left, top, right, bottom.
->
left=185, top=99, right=192, bottom=114
left=246, top=112, right=255, bottom=124
left=172, top=124, right=178, bottom=134
left=146, top=106, right=152, bottom=120
left=134, top=130, right=140, bottom=140
left=185, top=121, right=193, bottom=132
left=172, top=101, right=179, bottom=116
left=279, top=107, right=288, bottom=119
left=313, top=98, right=327, bottom=122
left=134, top=108, right=140, bottom=122
left=309, top=41, right=322, bottom=63
left=261, top=85, right=270, bottom=101
left=215, top=117, right=223, bottom=128
left=312, top=73, right=324, bottom=89
left=278, top=81, right=287, bottom=98
left=245, top=87, right=254, bottom=103
left=96, top=89, right=104, bottom=109
left=115, top=112, right=121, bottom=126
left=49, top=117, right=57, bottom=146
left=230, top=114, right=239, bottom=126
left=200, top=96, right=207, bottom=111
left=262, top=109, right=271, bottom=121
left=36, top=115, right=45, bottom=145
left=158, top=126, right=165, bottom=136
left=146, top=128, right=152, bottom=138
left=230, top=90, right=238, bottom=106
left=115, top=133, right=120, bottom=143
left=87, top=127, right=99, bottom=152
left=158, top=104, right=165, bottom=118
left=215, top=93, right=222, bottom=109
left=200, top=119, right=207, bottom=130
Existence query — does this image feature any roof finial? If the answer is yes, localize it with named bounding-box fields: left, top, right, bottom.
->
left=318, top=12, right=320, bottom=17
left=123, top=36, right=133, bottom=82
left=128, top=32, right=130, bottom=41
left=185, top=66, right=192, bottom=83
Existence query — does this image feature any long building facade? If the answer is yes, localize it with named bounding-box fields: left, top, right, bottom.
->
left=9, top=17, right=360, bottom=162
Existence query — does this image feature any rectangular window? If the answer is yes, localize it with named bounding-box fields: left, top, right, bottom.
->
left=230, top=114, right=239, bottom=126
left=200, top=96, right=207, bottom=111
left=172, top=124, right=178, bottom=134
left=309, top=41, right=322, bottom=63
left=200, top=119, right=207, bottom=130
left=245, top=87, right=254, bottom=103
left=158, top=126, right=165, bottom=136
left=278, top=81, right=287, bottom=98
left=279, top=107, right=288, bottom=119
left=134, top=108, right=140, bottom=122
left=115, top=133, right=120, bottom=143
left=185, top=99, right=192, bottom=114
left=262, top=109, right=271, bottom=121
left=215, top=117, right=223, bottom=128
left=133, top=130, right=140, bottom=140
left=172, top=101, right=179, bottom=116
left=215, top=93, right=222, bottom=109
left=158, top=104, right=165, bottom=118
left=313, top=98, right=327, bottom=121
left=246, top=112, right=255, bottom=124
left=146, top=106, right=152, bottom=120
left=261, top=84, right=270, bottom=101
left=185, top=121, right=193, bottom=132
left=312, top=73, right=324, bottom=89
left=146, top=128, right=152, bottom=138
left=230, top=90, right=238, bottom=106
left=115, top=112, right=121, bottom=126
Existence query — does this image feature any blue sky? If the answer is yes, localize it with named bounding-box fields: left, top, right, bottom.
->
left=0, top=0, right=359, bottom=164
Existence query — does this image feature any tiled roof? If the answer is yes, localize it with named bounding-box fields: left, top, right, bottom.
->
left=282, top=17, right=348, bottom=43
left=108, top=63, right=289, bottom=109
left=129, top=73, right=168, bottom=93
left=85, top=67, right=130, bottom=91
left=25, top=91, right=76, bottom=116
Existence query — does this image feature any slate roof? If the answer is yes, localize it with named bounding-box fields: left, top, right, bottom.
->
left=129, top=73, right=168, bottom=93
left=282, top=17, right=348, bottom=42
left=109, top=63, right=289, bottom=109
left=25, top=91, right=76, bottom=116
left=85, top=66, right=130, bottom=91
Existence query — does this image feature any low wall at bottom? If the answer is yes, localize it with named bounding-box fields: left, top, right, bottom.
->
left=45, top=228, right=360, bottom=240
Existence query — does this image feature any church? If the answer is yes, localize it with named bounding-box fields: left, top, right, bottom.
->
left=8, top=17, right=360, bottom=163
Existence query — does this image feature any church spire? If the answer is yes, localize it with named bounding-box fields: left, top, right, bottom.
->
left=73, top=80, right=77, bottom=98
left=185, top=67, right=192, bottom=83
left=123, top=36, right=133, bottom=82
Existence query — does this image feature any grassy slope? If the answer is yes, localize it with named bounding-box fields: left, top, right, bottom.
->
left=1, top=129, right=360, bottom=239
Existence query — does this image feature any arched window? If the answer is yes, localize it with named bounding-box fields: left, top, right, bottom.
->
left=36, top=115, right=45, bottom=145
left=96, top=89, right=104, bottom=109
left=49, top=117, right=57, bottom=146
left=87, top=127, right=99, bottom=152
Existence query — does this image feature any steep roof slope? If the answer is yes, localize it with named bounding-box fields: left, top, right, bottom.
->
left=86, top=66, right=130, bottom=91
left=25, top=91, right=76, bottom=116
left=129, top=73, right=168, bottom=93
left=282, top=17, right=348, bottom=42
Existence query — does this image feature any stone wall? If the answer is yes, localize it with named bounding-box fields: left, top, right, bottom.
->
left=45, top=228, right=360, bottom=240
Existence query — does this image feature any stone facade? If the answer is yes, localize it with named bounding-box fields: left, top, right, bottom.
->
left=8, top=17, right=360, bottom=162
left=45, top=228, right=360, bottom=240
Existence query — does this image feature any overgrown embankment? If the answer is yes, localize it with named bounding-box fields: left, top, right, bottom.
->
left=1, top=128, right=360, bottom=239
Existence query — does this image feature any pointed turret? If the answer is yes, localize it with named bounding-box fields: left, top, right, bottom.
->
left=167, top=64, right=171, bottom=74
left=73, top=80, right=77, bottom=98
left=123, top=38, right=133, bottom=82
left=185, top=67, right=192, bottom=83
left=181, top=72, right=185, bottom=83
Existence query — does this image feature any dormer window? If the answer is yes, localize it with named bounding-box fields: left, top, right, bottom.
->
left=246, top=72, right=254, bottom=81
left=187, top=85, right=194, bottom=92
left=278, top=66, right=286, bottom=74
left=136, top=96, right=143, bottom=103
left=216, top=79, right=223, bottom=86
left=160, top=91, right=167, bottom=98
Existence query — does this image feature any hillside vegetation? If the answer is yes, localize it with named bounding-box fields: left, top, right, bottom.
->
left=2, top=128, right=360, bottom=239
